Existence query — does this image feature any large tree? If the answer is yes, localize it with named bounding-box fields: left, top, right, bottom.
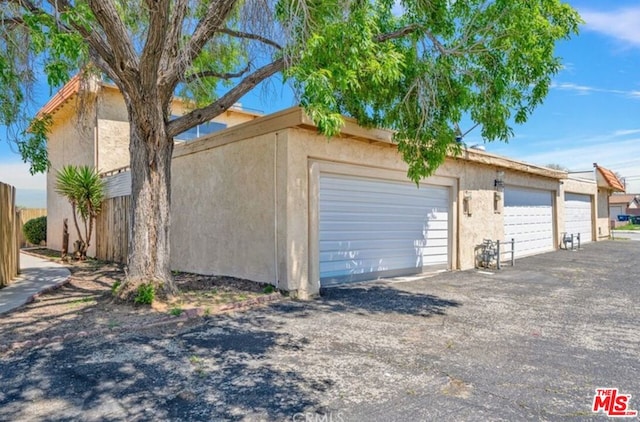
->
left=0, top=0, right=580, bottom=298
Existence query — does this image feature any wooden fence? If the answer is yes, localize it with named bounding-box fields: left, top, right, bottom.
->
left=96, top=195, right=130, bottom=263
left=0, top=182, right=20, bottom=287
left=18, top=208, right=47, bottom=247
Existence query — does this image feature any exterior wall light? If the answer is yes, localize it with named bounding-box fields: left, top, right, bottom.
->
left=463, top=190, right=473, bottom=216
left=494, top=170, right=505, bottom=191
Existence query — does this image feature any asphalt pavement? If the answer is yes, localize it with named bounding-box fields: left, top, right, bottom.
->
left=0, top=240, right=638, bottom=421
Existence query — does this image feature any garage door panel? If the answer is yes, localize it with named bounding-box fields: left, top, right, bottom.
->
left=564, top=193, right=593, bottom=243
left=321, top=237, right=449, bottom=253
left=504, top=187, right=554, bottom=258
left=320, top=253, right=448, bottom=280
left=319, top=174, right=450, bottom=285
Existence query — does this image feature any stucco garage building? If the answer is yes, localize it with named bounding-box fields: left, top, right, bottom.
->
left=43, top=79, right=616, bottom=298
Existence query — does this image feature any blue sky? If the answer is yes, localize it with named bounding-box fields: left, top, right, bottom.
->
left=1, top=0, right=639, bottom=208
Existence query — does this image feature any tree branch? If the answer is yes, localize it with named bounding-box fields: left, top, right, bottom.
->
left=86, top=0, right=139, bottom=82
left=45, top=0, right=118, bottom=77
left=140, top=0, right=171, bottom=92
left=0, top=17, right=25, bottom=28
left=167, top=58, right=284, bottom=137
left=159, top=0, right=189, bottom=103
left=183, top=63, right=251, bottom=83
left=218, top=28, right=282, bottom=50
left=164, top=0, right=237, bottom=89
left=375, top=24, right=421, bottom=42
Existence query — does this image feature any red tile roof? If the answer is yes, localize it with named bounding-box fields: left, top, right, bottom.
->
left=596, top=165, right=625, bottom=192
left=610, top=194, right=638, bottom=205
left=36, top=74, right=81, bottom=117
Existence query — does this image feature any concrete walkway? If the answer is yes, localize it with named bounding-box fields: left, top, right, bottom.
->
left=0, top=253, right=70, bottom=315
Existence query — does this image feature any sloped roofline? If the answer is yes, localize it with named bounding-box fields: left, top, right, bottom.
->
left=594, top=163, right=625, bottom=192
left=36, top=74, right=263, bottom=119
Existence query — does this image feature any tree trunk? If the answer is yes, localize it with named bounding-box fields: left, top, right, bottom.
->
left=118, top=98, right=176, bottom=301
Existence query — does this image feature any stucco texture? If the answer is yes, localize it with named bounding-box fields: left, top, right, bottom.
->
left=170, top=133, right=279, bottom=284
left=46, top=102, right=98, bottom=257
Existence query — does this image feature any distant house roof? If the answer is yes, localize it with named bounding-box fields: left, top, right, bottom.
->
left=595, top=164, right=625, bottom=192
left=609, top=194, right=639, bottom=205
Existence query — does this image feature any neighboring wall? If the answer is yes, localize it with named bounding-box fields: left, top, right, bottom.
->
left=0, top=182, right=19, bottom=287
left=170, top=131, right=279, bottom=283
left=18, top=208, right=47, bottom=247
left=597, top=188, right=612, bottom=239
left=46, top=102, right=98, bottom=257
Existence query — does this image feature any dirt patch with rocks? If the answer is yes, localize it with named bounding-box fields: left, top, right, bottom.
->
left=0, top=249, right=282, bottom=351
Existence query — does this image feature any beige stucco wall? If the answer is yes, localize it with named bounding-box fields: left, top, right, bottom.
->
left=597, top=189, right=612, bottom=239
left=166, top=114, right=570, bottom=297
left=46, top=103, right=98, bottom=257
left=94, top=88, right=260, bottom=173
left=282, top=128, right=566, bottom=297
left=96, top=120, right=130, bottom=172
left=170, top=132, right=280, bottom=284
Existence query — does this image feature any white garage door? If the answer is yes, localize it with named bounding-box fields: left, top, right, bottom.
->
left=504, top=187, right=554, bottom=258
left=564, top=193, right=593, bottom=243
left=319, top=174, right=449, bottom=285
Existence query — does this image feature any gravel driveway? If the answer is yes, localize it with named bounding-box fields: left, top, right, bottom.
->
left=1, top=240, right=638, bottom=421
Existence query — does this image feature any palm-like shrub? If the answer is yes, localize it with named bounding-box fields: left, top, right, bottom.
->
left=55, top=165, right=104, bottom=259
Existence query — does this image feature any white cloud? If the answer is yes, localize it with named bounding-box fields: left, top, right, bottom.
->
left=579, top=7, right=640, bottom=48
left=0, top=162, right=46, bottom=190
left=551, top=82, right=640, bottom=99
left=613, top=129, right=640, bottom=137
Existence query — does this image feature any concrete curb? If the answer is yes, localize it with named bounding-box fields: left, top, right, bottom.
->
left=0, top=292, right=286, bottom=356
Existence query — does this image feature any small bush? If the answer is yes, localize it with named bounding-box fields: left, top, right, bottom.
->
left=169, top=307, right=183, bottom=316
left=111, top=280, right=121, bottom=296
left=263, top=285, right=275, bottom=294
left=23, top=216, right=47, bottom=245
left=134, top=283, right=155, bottom=305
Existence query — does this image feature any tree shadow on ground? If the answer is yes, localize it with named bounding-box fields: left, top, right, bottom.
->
left=0, top=315, right=324, bottom=421
left=317, top=283, right=460, bottom=317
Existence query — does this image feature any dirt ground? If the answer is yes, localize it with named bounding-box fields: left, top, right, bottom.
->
left=0, top=249, right=278, bottom=348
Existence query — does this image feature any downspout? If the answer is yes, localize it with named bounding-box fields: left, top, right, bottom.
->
left=273, top=132, right=279, bottom=289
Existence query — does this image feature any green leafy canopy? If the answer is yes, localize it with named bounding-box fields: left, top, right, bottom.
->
left=1, top=0, right=581, bottom=181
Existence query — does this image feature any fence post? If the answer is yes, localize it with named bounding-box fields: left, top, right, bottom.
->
left=496, top=240, right=501, bottom=270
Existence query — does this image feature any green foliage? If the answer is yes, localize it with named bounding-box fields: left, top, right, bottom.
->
left=55, top=165, right=104, bottom=257
left=283, top=0, right=581, bottom=181
left=22, top=216, right=47, bottom=245
left=19, top=115, right=52, bottom=175
left=134, top=283, right=155, bottom=305
left=169, top=307, right=184, bottom=316
left=263, top=285, right=275, bottom=294
left=55, top=165, right=104, bottom=221
left=111, top=280, right=122, bottom=295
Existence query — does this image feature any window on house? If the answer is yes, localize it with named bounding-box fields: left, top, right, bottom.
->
left=171, top=115, right=227, bottom=142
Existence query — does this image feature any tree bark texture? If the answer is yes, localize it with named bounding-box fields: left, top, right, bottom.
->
left=121, top=97, right=177, bottom=299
